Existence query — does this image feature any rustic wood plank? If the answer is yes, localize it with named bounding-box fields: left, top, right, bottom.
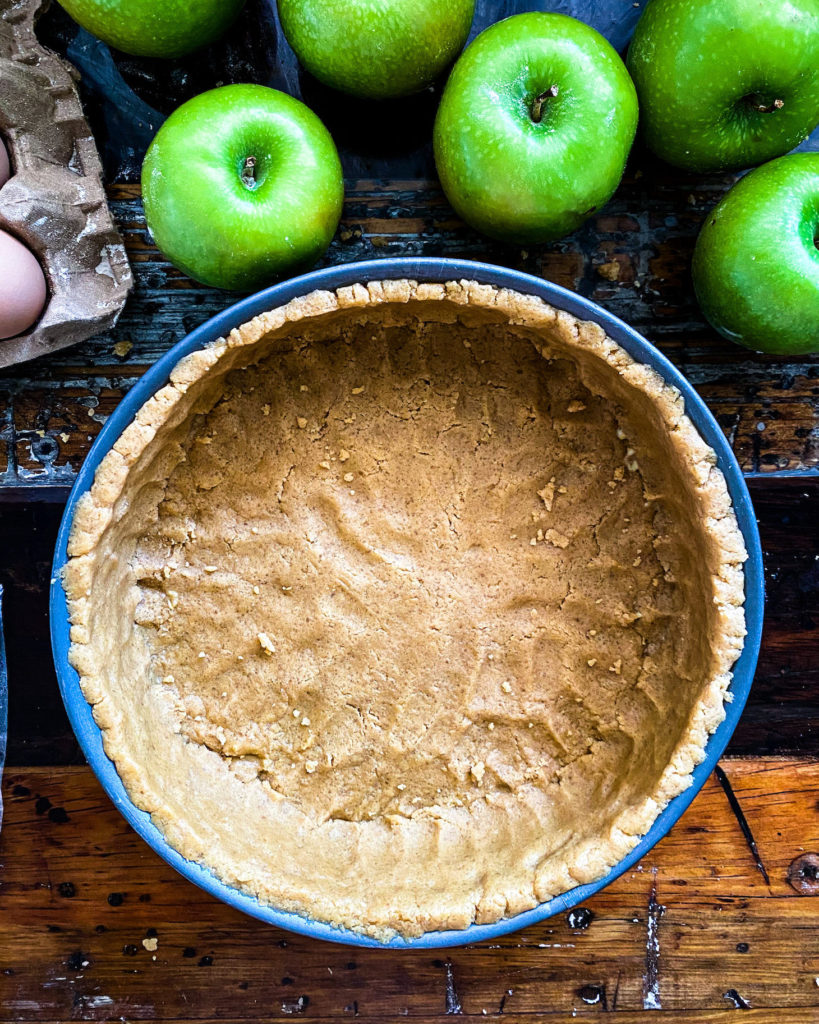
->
left=1, top=760, right=817, bottom=1019
left=15, top=1016, right=819, bottom=1024
left=0, top=179, right=817, bottom=494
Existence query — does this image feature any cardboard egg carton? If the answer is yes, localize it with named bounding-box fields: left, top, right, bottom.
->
left=0, top=0, right=132, bottom=368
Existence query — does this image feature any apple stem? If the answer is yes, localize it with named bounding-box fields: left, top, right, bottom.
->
left=531, top=85, right=559, bottom=124
left=241, top=155, right=257, bottom=190
left=750, top=97, right=785, bottom=114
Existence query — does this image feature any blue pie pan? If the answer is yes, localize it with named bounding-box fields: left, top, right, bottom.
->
left=50, top=257, right=764, bottom=948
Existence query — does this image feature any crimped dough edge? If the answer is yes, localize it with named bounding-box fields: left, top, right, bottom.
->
left=63, top=279, right=747, bottom=939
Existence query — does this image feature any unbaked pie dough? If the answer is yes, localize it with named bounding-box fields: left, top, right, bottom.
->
left=64, top=280, right=747, bottom=938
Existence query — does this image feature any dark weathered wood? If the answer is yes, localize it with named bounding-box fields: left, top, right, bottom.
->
left=4, top=478, right=816, bottom=765
left=1, top=759, right=818, bottom=1020
left=0, top=180, right=817, bottom=495
left=14, top=1016, right=819, bottom=1024
left=4, top=1016, right=818, bottom=1024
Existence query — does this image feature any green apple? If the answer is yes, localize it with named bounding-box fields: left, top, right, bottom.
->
left=142, top=85, right=344, bottom=291
left=277, top=0, right=475, bottom=100
left=692, top=154, right=819, bottom=355
left=627, top=0, right=819, bottom=173
left=433, top=13, right=638, bottom=245
left=56, top=0, right=246, bottom=58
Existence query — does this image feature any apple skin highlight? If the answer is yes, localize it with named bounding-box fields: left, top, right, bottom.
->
left=55, top=0, right=247, bottom=58
left=627, top=0, right=819, bottom=173
left=141, top=85, right=344, bottom=292
left=692, top=154, right=819, bottom=356
left=278, top=0, right=476, bottom=99
left=433, top=13, right=638, bottom=246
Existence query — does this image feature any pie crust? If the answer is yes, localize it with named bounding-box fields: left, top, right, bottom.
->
left=64, top=280, right=747, bottom=939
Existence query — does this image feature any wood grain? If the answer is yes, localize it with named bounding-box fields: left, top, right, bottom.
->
left=7, top=1017, right=819, bottom=1024
left=1, top=759, right=818, bottom=1020
left=15, top=1017, right=819, bottom=1024
left=1, top=179, right=818, bottom=494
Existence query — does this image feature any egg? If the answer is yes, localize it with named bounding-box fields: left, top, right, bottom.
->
left=0, top=137, right=9, bottom=188
left=0, top=229, right=47, bottom=339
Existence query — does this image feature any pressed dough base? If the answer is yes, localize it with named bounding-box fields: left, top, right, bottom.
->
left=64, top=281, right=747, bottom=938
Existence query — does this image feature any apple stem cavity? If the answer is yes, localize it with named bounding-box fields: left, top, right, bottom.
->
left=241, top=155, right=258, bottom=190
left=745, top=95, right=785, bottom=114
left=531, top=85, right=559, bottom=125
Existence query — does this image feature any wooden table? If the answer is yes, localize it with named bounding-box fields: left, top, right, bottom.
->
left=1, top=2, right=818, bottom=1021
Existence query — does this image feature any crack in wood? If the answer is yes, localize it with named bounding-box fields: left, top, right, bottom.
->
left=642, top=871, right=665, bottom=1010
left=443, top=960, right=462, bottom=1015
left=715, top=763, right=771, bottom=886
